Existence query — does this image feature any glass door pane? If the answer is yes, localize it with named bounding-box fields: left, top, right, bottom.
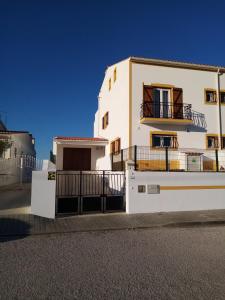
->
left=162, top=90, right=169, bottom=118
left=153, top=89, right=160, bottom=118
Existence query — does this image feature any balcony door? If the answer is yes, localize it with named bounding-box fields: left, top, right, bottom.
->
left=153, top=88, right=170, bottom=118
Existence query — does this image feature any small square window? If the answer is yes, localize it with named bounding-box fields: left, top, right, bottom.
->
left=205, top=90, right=217, bottom=103
left=222, top=137, right=225, bottom=149
left=220, top=92, right=225, bottom=104
left=138, top=185, right=146, bottom=193
left=207, top=136, right=219, bottom=149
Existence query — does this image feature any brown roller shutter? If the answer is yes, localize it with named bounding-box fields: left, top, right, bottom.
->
left=143, top=86, right=154, bottom=117
left=173, top=88, right=183, bottom=119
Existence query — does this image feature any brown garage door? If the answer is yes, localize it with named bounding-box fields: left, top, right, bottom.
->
left=63, top=148, right=91, bottom=170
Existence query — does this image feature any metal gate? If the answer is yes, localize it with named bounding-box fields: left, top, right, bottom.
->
left=56, top=170, right=125, bottom=215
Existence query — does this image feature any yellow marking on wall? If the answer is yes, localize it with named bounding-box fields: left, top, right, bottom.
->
left=161, top=185, right=225, bottom=190
left=141, top=118, right=193, bottom=124
left=137, top=160, right=180, bottom=171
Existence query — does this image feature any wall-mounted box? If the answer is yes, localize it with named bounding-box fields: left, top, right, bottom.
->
left=138, top=185, right=146, bottom=193
left=147, top=185, right=160, bottom=194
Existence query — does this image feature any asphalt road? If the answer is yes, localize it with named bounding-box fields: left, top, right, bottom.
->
left=1, top=225, right=225, bottom=299
left=0, top=183, right=31, bottom=214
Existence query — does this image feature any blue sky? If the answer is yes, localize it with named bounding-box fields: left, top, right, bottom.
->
left=1, top=0, right=225, bottom=158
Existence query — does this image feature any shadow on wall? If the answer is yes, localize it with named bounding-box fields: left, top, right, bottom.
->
left=0, top=218, right=31, bottom=243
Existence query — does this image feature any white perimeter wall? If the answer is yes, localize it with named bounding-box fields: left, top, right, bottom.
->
left=132, top=63, right=225, bottom=148
left=126, top=167, right=225, bottom=214
left=31, top=171, right=56, bottom=219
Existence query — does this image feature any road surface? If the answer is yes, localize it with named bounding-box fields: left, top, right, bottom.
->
left=0, top=183, right=31, bottom=215
left=1, top=225, right=225, bottom=299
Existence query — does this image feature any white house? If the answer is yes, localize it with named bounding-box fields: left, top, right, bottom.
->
left=93, top=57, right=225, bottom=172
left=32, top=57, right=225, bottom=218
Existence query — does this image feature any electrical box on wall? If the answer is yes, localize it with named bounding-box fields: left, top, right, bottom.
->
left=147, top=185, right=160, bottom=194
left=138, top=185, right=146, bottom=193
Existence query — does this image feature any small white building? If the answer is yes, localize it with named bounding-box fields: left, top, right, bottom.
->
left=0, top=130, right=36, bottom=159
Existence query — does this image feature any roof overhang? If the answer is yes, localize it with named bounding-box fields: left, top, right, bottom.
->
left=54, top=137, right=108, bottom=147
left=130, top=57, right=225, bottom=73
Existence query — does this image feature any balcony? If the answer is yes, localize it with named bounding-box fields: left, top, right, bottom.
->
left=140, top=101, right=193, bottom=125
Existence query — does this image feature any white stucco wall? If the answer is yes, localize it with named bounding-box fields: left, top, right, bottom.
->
left=94, top=59, right=130, bottom=154
left=31, top=171, right=56, bottom=219
left=126, top=167, right=225, bottom=214
left=131, top=63, right=225, bottom=149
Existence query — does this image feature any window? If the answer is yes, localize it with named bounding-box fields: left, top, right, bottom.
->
left=220, top=91, right=225, bottom=104
left=222, top=136, right=225, bottom=149
left=109, top=78, right=111, bottom=91
left=206, top=135, right=219, bottom=149
left=151, top=133, right=178, bottom=149
left=102, top=112, right=109, bottom=129
left=110, top=138, right=121, bottom=154
left=205, top=89, right=217, bottom=104
left=114, top=68, right=117, bottom=82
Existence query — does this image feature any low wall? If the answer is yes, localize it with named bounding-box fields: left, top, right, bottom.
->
left=126, top=166, right=225, bottom=214
left=31, top=171, right=56, bottom=219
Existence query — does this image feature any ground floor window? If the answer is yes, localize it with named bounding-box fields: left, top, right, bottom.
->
left=151, top=132, right=178, bottom=149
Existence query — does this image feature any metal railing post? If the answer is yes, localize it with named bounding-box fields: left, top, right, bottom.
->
left=121, top=149, right=124, bottom=171
left=165, top=147, right=169, bottom=171
left=134, top=145, right=137, bottom=171
left=215, top=149, right=219, bottom=172
left=79, top=171, right=82, bottom=214
left=102, top=170, right=105, bottom=213
left=111, top=153, right=114, bottom=171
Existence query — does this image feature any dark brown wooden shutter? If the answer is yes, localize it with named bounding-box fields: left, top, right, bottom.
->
left=143, top=86, right=154, bottom=117
left=173, top=88, right=183, bottom=119
left=63, top=148, right=91, bottom=171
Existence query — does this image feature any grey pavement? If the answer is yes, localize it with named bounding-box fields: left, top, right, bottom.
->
left=0, top=183, right=31, bottom=214
left=2, top=209, right=225, bottom=237
left=1, top=225, right=225, bottom=299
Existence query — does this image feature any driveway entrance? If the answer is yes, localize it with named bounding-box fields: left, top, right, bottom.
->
left=56, top=170, right=125, bottom=215
left=0, top=183, right=31, bottom=215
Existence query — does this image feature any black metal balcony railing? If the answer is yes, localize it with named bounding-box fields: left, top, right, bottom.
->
left=140, top=101, right=192, bottom=120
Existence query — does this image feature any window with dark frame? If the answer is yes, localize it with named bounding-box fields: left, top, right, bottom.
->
left=205, top=90, right=217, bottom=103
left=152, top=134, right=178, bottom=148
left=222, top=137, right=225, bottom=149
left=111, top=138, right=121, bottom=154
left=102, top=112, right=109, bottom=130
left=220, top=91, right=225, bottom=104
left=207, top=136, right=219, bottom=149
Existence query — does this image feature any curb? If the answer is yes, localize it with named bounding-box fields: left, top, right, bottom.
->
left=1, top=219, right=225, bottom=238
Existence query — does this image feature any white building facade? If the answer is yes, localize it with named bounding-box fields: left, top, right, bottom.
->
left=94, top=57, right=225, bottom=171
